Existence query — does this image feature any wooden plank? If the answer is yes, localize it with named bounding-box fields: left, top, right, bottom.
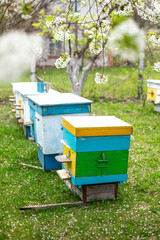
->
left=63, top=128, right=131, bottom=152
left=9, top=95, right=15, bottom=98
left=77, top=127, right=133, bottom=137
left=28, top=137, right=35, bottom=142
left=64, top=180, right=72, bottom=189
left=12, top=109, right=16, bottom=113
left=62, top=116, right=133, bottom=137
left=64, top=181, right=118, bottom=202
left=23, top=120, right=33, bottom=126
left=67, top=183, right=118, bottom=202
left=19, top=201, right=84, bottom=210
left=16, top=107, right=24, bottom=111
left=9, top=99, right=15, bottom=102
left=13, top=104, right=21, bottom=107
left=19, top=162, right=42, bottom=170
left=71, top=182, right=83, bottom=200
left=57, top=169, right=71, bottom=180
left=55, top=155, right=71, bottom=163
left=64, top=180, right=83, bottom=200
left=63, top=145, right=76, bottom=177
left=18, top=119, right=24, bottom=124
left=85, top=183, right=116, bottom=202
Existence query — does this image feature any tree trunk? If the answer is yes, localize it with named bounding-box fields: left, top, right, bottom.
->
left=138, top=48, right=145, bottom=99
left=67, top=58, right=93, bottom=96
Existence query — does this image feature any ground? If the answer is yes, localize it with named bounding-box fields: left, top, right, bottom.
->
left=0, top=67, right=160, bottom=240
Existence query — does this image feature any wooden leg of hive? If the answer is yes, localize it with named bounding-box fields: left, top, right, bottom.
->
left=82, top=185, right=87, bottom=202
left=70, top=182, right=83, bottom=201
left=115, top=183, right=118, bottom=198
left=23, top=125, right=27, bottom=138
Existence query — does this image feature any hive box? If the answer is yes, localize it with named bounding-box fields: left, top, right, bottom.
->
left=146, top=79, right=160, bottom=112
left=28, top=93, right=93, bottom=171
left=60, top=116, right=133, bottom=187
left=12, top=82, right=37, bottom=95
left=11, top=82, right=61, bottom=137
left=11, top=83, right=37, bottom=117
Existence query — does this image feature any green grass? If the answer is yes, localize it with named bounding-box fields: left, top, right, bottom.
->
left=34, top=66, right=160, bottom=101
left=5, top=66, right=160, bottom=102
left=0, top=68, right=160, bottom=239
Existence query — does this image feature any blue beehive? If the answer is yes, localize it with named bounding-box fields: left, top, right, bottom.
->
left=28, top=93, right=93, bottom=171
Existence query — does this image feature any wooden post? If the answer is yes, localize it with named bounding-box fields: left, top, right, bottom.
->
left=30, top=55, right=36, bottom=82
left=19, top=201, right=84, bottom=210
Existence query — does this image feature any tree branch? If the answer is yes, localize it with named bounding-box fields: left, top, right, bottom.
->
left=66, top=63, right=74, bottom=87
left=79, top=39, right=92, bottom=58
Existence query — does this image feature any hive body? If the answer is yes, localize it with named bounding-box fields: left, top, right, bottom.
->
left=11, top=82, right=59, bottom=138
left=146, top=80, right=160, bottom=112
left=28, top=93, right=93, bottom=171
left=61, top=116, right=133, bottom=187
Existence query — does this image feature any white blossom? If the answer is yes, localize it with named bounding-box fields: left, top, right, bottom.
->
left=0, top=31, right=42, bottom=82
left=89, top=40, right=103, bottom=55
left=53, top=30, right=71, bottom=41
left=109, top=18, right=145, bottom=62
left=55, top=53, right=71, bottom=68
left=84, top=20, right=110, bottom=41
left=45, top=17, right=71, bottom=42
left=114, top=2, right=133, bottom=16
left=95, top=72, right=108, bottom=84
left=153, top=62, right=160, bottom=72
left=54, top=17, right=66, bottom=26
left=46, top=21, right=53, bottom=29
left=135, top=0, right=160, bottom=24
left=148, top=35, right=160, bottom=47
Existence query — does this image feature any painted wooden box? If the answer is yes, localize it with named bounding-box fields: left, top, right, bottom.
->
left=146, top=80, right=160, bottom=112
left=11, top=83, right=37, bottom=116
left=11, top=82, right=61, bottom=137
left=28, top=93, right=93, bottom=171
left=58, top=116, right=133, bottom=187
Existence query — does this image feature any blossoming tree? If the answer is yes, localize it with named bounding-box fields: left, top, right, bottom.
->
left=35, top=0, right=160, bottom=96
left=0, top=0, right=52, bottom=34
left=1, top=0, right=159, bottom=96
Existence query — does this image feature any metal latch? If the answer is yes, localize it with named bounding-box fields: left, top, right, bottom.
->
left=97, top=152, right=108, bottom=168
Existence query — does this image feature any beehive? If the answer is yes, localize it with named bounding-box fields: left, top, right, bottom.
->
left=28, top=93, right=93, bottom=171
left=146, top=79, right=160, bottom=112
left=11, top=82, right=60, bottom=137
left=58, top=116, right=133, bottom=187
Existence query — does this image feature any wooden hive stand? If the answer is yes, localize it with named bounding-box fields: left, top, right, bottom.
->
left=57, top=169, right=118, bottom=202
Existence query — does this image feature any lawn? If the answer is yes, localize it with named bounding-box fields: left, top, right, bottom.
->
left=3, top=65, right=159, bottom=102
left=0, top=67, right=160, bottom=240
